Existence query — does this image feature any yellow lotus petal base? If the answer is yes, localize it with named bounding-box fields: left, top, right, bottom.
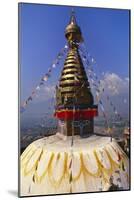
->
left=20, top=135, right=129, bottom=196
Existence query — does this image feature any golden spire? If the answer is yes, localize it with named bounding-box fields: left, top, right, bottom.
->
left=58, top=9, right=93, bottom=107
left=65, top=9, right=83, bottom=46
left=55, top=10, right=98, bottom=137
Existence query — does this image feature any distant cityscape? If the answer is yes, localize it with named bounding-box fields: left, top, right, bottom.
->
left=20, top=114, right=129, bottom=153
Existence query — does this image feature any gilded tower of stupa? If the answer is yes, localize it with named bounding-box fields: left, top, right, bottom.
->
left=55, top=11, right=98, bottom=136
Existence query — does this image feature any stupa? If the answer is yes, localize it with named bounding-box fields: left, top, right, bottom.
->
left=20, top=11, right=129, bottom=196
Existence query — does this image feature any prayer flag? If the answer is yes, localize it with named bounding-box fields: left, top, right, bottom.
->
left=52, top=63, right=56, bottom=68
left=64, top=44, right=68, bottom=49
left=36, top=86, right=40, bottom=90
left=28, top=96, right=32, bottom=101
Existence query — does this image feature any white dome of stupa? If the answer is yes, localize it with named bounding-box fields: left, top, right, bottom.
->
left=20, top=134, right=129, bottom=196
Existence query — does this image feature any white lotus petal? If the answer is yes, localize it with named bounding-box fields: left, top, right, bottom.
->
left=95, top=149, right=111, bottom=169
left=36, top=150, right=53, bottom=177
left=82, top=152, right=98, bottom=174
left=50, top=152, right=65, bottom=181
left=70, top=152, right=81, bottom=179
left=26, top=148, right=42, bottom=173
left=105, top=144, right=119, bottom=164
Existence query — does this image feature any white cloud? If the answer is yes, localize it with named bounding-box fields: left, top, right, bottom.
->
left=89, top=72, right=129, bottom=117
left=99, top=72, right=129, bottom=96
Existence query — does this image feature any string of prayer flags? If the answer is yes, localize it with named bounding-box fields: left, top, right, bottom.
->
left=20, top=44, right=69, bottom=113
left=80, top=44, right=113, bottom=131
left=80, top=43, right=124, bottom=123
left=81, top=45, right=121, bottom=125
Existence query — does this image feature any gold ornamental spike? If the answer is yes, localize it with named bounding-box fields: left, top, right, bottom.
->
left=69, top=8, right=77, bottom=25
left=65, top=9, right=83, bottom=45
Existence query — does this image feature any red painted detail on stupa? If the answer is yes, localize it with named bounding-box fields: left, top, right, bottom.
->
left=54, top=108, right=98, bottom=120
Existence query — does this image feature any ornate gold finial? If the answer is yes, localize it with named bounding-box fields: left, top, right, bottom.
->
left=65, top=9, right=83, bottom=45
left=70, top=8, right=76, bottom=24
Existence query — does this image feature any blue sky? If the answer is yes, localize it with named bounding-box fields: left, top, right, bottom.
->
left=19, top=3, right=130, bottom=116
